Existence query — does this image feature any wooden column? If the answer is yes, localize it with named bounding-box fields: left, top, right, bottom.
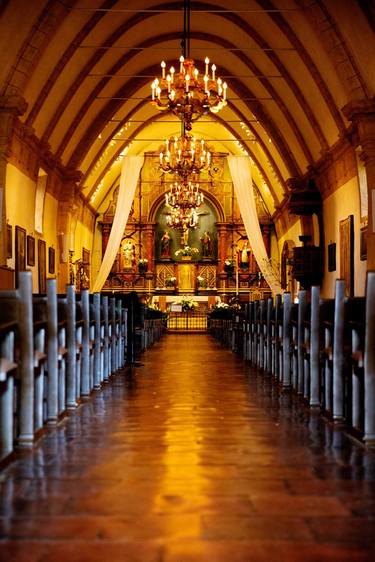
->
left=216, top=222, right=229, bottom=273
left=144, top=223, right=155, bottom=272
left=101, top=223, right=111, bottom=257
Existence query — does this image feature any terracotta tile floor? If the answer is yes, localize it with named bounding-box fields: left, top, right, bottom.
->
left=1, top=334, right=375, bottom=561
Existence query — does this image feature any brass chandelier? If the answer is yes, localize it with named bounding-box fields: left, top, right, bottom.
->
left=165, top=179, right=204, bottom=210
left=159, top=132, right=211, bottom=179
left=151, top=0, right=227, bottom=131
left=166, top=206, right=199, bottom=230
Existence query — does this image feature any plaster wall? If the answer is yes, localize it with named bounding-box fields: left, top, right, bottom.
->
left=6, top=163, right=59, bottom=291
left=277, top=218, right=302, bottom=255
left=321, top=176, right=366, bottom=298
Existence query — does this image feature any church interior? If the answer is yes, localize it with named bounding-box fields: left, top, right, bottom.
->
left=1, top=1, right=375, bottom=560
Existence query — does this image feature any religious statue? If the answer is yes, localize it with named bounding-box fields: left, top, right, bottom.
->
left=181, top=224, right=190, bottom=247
left=123, top=238, right=135, bottom=268
left=240, top=240, right=250, bottom=269
left=160, top=230, right=171, bottom=258
left=201, top=230, right=212, bottom=257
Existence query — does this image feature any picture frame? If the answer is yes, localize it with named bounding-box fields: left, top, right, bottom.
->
left=27, top=235, right=35, bottom=266
left=48, top=246, right=55, bottom=275
left=328, top=242, right=336, bottom=272
left=339, top=215, right=354, bottom=297
left=6, top=224, right=12, bottom=259
left=360, top=225, right=367, bottom=261
left=38, top=239, right=46, bottom=293
left=15, top=226, right=26, bottom=279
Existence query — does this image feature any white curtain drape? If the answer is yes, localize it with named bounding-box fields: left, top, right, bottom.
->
left=92, top=155, right=144, bottom=293
left=227, top=155, right=282, bottom=295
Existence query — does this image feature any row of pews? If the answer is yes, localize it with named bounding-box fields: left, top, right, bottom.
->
left=0, top=271, right=165, bottom=463
left=209, top=272, right=375, bottom=446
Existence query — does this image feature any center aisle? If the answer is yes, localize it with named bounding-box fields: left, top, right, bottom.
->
left=1, top=334, right=375, bottom=561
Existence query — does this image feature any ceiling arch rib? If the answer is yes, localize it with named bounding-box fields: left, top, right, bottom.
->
left=255, top=0, right=346, bottom=134
left=22, top=2, right=343, bottom=171
left=4, top=0, right=369, bottom=225
left=76, top=61, right=300, bottom=192
left=24, top=0, right=119, bottom=126
left=82, top=109, right=281, bottom=216
left=212, top=5, right=329, bottom=152
left=62, top=62, right=302, bottom=181
left=29, top=12, right=334, bottom=168
left=296, top=0, right=370, bottom=100
left=0, top=0, right=76, bottom=99
left=82, top=95, right=286, bottom=204
left=44, top=27, right=313, bottom=173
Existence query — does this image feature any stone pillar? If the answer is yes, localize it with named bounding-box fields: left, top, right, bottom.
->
left=0, top=95, right=28, bottom=265
left=216, top=222, right=229, bottom=273
left=343, top=100, right=375, bottom=269
left=144, top=223, right=155, bottom=272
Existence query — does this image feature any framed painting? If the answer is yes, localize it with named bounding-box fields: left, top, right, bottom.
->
left=38, top=239, right=46, bottom=293
left=15, top=226, right=26, bottom=280
left=339, top=215, right=354, bottom=297
left=48, top=246, right=55, bottom=275
left=6, top=224, right=12, bottom=259
left=360, top=225, right=367, bottom=261
left=27, top=235, right=35, bottom=266
left=328, top=242, right=336, bottom=272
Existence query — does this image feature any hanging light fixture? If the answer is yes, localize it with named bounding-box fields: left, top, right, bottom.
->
left=166, top=206, right=199, bottom=230
left=165, top=179, right=203, bottom=210
left=151, top=0, right=227, bottom=130
left=160, top=132, right=211, bottom=179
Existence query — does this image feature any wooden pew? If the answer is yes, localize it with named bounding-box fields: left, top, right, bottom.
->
left=0, top=271, right=34, bottom=452
left=0, top=321, right=17, bottom=460
left=364, top=271, right=375, bottom=446
left=271, top=294, right=282, bottom=381
left=57, top=285, right=81, bottom=410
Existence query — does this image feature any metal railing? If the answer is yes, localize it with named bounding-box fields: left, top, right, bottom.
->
left=167, top=311, right=207, bottom=331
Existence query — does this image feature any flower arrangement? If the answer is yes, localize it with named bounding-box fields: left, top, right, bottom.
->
left=174, top=297, right=198, bottom=312
left=138, top=257, right=148, bottom=273
left=224, top=259, right=235, bottom=276
left=214, top=301, right=230, bottom=309
left=197, top=275, right=207, bottom=288
left=175, top=245, right=199, bottom=258
left=165, top=276, right=177, bottom=287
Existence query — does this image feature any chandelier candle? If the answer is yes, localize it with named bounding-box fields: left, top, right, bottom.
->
left=151, top=57, right=227, bottom=130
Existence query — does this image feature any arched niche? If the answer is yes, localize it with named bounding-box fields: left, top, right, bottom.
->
left=153, top=194, right=221, bottom=262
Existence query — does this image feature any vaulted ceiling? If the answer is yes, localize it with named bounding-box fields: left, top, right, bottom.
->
left=1, top=0, right=374, bottom=215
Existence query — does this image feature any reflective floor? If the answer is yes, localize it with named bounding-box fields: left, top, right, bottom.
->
left=1, top=334, right=375, bottom=561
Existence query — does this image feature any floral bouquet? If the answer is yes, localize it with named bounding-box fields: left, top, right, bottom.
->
left=214, top=301, right=230, bottom=309
left=165, top=276, right=177, bottom=287
left=174, top=297, right=198, bottom=312
left=138, top=258, right=148, bottom=272
left=175, top=246, right=199, bottom=258
left=197, top=275, right=207, bottom=288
